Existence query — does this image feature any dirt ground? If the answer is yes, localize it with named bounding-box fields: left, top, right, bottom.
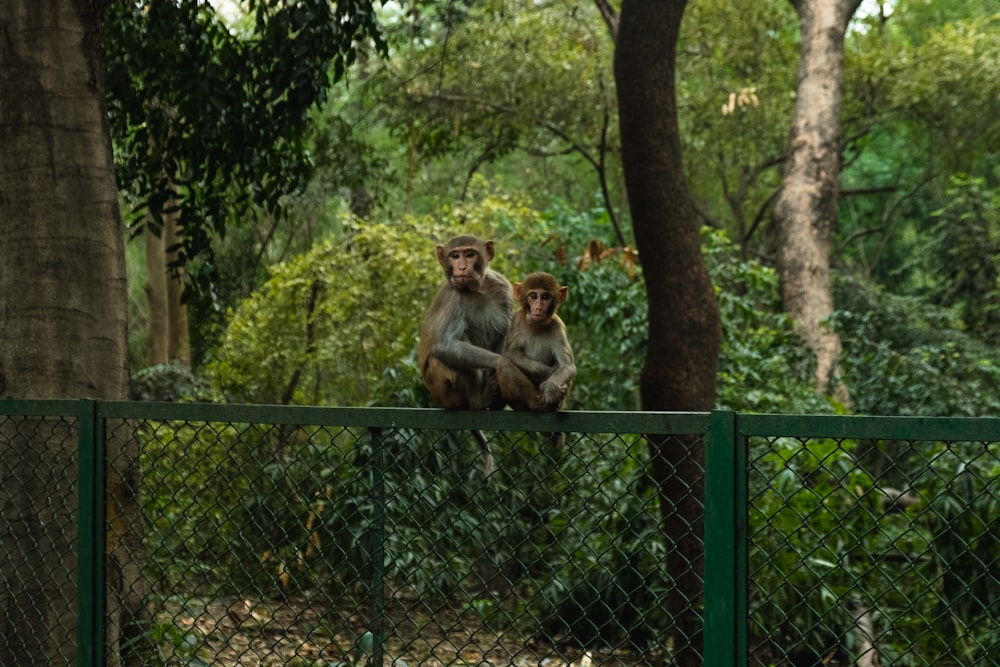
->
left=159, top=591, right=661, bottom=667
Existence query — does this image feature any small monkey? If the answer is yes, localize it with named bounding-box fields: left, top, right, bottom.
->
left=418, top=234, right=513, bottom=476
left=497, top=272, right=576, bottom=412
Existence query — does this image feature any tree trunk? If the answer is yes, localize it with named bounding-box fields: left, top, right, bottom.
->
left=145, top=220, right=170, bottom=366
left=163, top=207, right=192, bottom=366
left=773, top=0, right=861, bottom=404
left=614, top=2, right=722, bottom=665
left=144, top=198, right=191, bottom=367
left=0, top=1, right=147, bottom=664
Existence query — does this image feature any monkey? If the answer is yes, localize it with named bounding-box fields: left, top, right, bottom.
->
left=418, top=234, right=513, bottom=476
left=496, top=272, right=576, bottom=414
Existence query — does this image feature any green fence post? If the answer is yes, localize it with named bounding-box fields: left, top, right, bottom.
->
left=704, top=410, right=744, bottom=665
left=77, top=399, right=106, bottom=667
left=369, top=426, right=386, bottom=667
left=734, top=415, right=748, bottom=665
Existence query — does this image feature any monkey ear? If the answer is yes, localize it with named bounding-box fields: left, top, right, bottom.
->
left=436, top=245, right=446, bottom=265
left=557, top=285, right=568, bottom=304
left=484, top=240, right=496, bottom=262
left=513, top=282, right=523, bottom=301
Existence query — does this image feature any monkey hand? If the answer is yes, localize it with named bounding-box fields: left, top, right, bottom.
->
left=539, top=379, right=568, bottom=409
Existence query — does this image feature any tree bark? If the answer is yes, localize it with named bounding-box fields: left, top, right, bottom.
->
left=145, top=221, right=170, bottom=366
left=163, top=208, right=192, bottom=366
left=614, top=2, right=722, bottom=665
left=144, top=187, right=191, bottom=367
left=0, top=1, right=147, bottom=664
left=773, top=0, right=861, bottom=404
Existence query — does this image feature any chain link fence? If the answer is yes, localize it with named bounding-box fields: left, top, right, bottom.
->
left=741, top=416, right=1000, bottom=667
left=1, top=402, right=997, bottom=666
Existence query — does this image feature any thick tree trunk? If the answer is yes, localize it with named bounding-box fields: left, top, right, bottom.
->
left=0, top=1, right=147, bottom=664
left=614, top=2, right=722, bottom=665
left=773, top=0, right=861, bottom=403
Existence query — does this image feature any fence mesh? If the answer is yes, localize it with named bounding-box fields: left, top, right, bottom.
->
left=747, top=435, right=999, bottom=667
left=118, top=417, right=703, bottom=667
left=0, top=413, right=80, bottom=665
left=1, top=405, right=998, bottom=667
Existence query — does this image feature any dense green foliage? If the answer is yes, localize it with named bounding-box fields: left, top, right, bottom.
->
left=748, top=433, right=998, bottom=664
left=106, top=0, right=384, bottom=309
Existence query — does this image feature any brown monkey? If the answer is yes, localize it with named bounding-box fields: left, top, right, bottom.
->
left=497, top=272, right=576, bottom=412
left=418, top=235, right=513, bottom=475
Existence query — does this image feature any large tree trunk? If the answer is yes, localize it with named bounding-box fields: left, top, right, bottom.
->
left=773, top=0, right=861, bottom=404
left=0, top=1, right=147, bottom=664
left=614, top=2, right=722, bottom=665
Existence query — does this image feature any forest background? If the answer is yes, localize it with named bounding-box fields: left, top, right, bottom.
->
left=118, top=0, right=1000, bottom=420
left=2, top=1, right=999, bottom=665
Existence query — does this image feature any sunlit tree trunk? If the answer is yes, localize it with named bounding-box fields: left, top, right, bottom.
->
left=0, top=1, right=147, bottom=664
left=773, top=0, right=861, bottom=404
left=614, top=1, right=722, bottom=665
left=144, top=204, right=191, bottom=366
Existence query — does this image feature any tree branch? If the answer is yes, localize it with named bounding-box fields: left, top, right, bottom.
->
left=594, top=0, right=618, bottom=43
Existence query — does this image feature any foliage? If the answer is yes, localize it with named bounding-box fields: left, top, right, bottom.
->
left=347, top=0, right=624, bottom=224
left=747, top=427, right=999, bottom=664
left=922, top=175, right=1000, bottom=339
left=105, top=0, right=385, bottom=310
left=833, top=276, right=1000, bottom=416
left=839, top=7, right=1000, bottom=288
left=883, top=12, right=1000, bottom=168
left=703, top=229, right=830, bottom=414
left=141, top=420, right=262, bottom=590
left=208, top=187, right=650, bottom=411
left=207, top=195, right=536, bottom=406
left=206, top=184, right=838, bottom=414
left=208, top=221, right=436, bottom=405
left=131, top=363, right=222, bottom=402
left=677, top=0, right=798, bottom=254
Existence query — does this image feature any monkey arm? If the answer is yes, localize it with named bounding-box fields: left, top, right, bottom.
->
left=504, top=350, right=555, bottom=385
left=431, top=338, right=502, bottom=370
left=544, top=363, right=576, bottom=388
left=539, top=342, right=576, bottom=403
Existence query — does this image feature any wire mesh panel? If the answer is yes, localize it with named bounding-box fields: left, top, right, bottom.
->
left=0, top=409, right=80, bottom=666
left=96, top=406, right=709, bottom=667
left=745, top=425, right=999, bottom=667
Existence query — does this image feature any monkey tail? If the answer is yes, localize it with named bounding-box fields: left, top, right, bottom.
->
left=472, top=429, right=495, bottom=481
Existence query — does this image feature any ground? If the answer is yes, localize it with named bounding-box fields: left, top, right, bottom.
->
left=160, top=590, right=654, bottom=667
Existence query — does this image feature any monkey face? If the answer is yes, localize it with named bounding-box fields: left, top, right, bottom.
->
left=446, top=248, right=484, bottom=290
left=515, top=272, right=567, bottom=325
left=524, top=289, right=556, bottom=323
left=437, top=236, right=495, bottom=292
